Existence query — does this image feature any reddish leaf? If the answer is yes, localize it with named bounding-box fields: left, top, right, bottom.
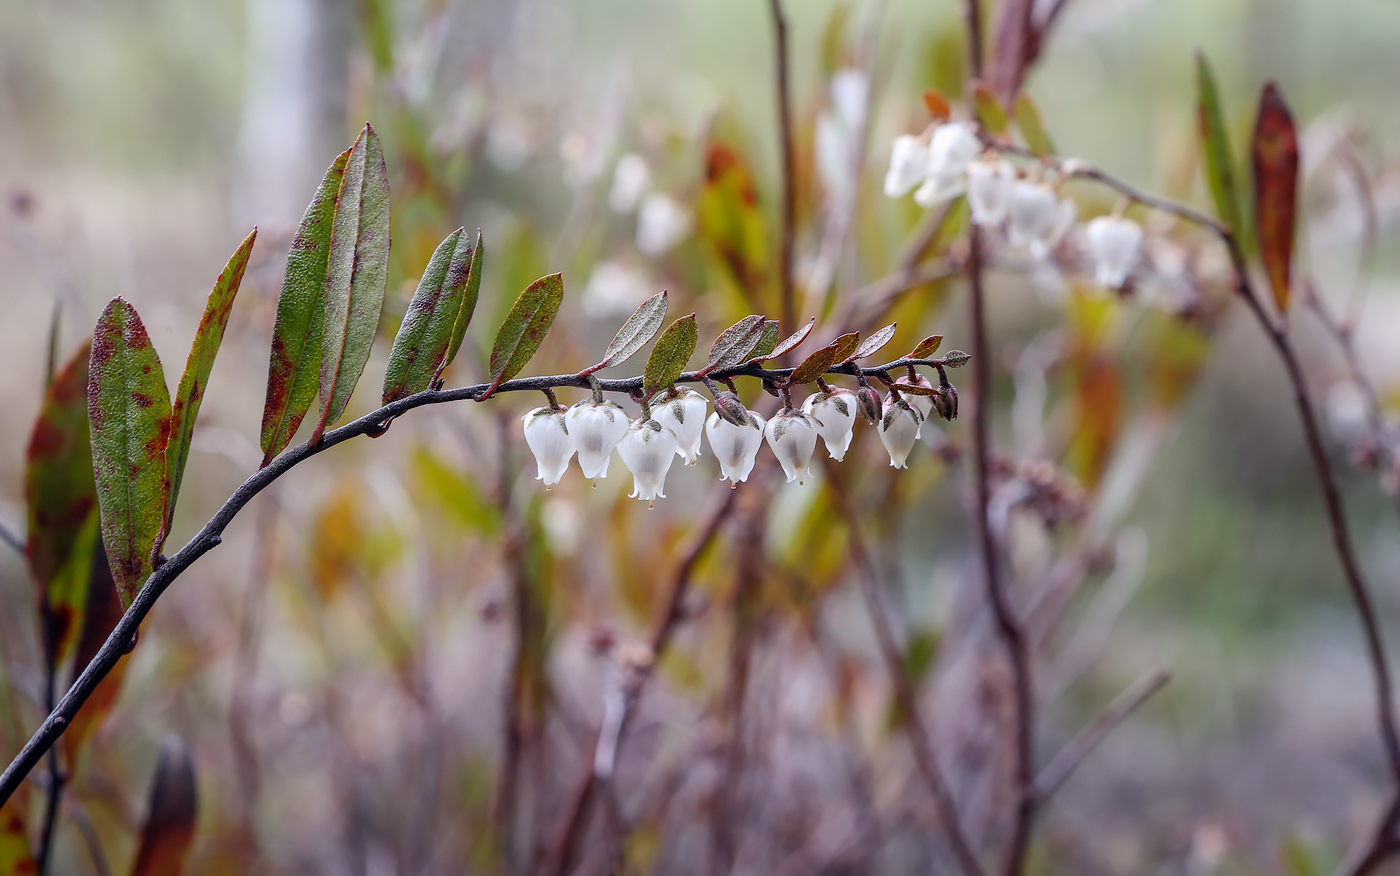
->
left=1251, top=82, right=1299, bottom=313
left=696, top=141, right=770, bottom=297
left=987, top=0, right=1038, bottom=103
left=130, top=736, right=198, bottom=876
left=829, top=332, right=860, bottom=363
left=922, top=89, right=951, bottom=119
left=761, top=318, right=814, bottom=362
left=789, top=333, right=858, bottom=385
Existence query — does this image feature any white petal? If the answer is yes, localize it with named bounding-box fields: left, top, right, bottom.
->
left=1007, top=182, right=1059, bottom=253
left=1086, top=216, right=1143, bottom=288
left=830, top=68, right=868, bottom=132
left=967, top=158, right=1015, bottom=226
left=802, top=389, right=858, bottom=461
left=637, top=193, right=692, bottom=257
left=522, top=408, right=575, bottom=486
left=653, top=390, right=709, bottom=463
left=926, top=122, right=980, bottom=180
left=566, top=400, right=630, bottom=479
left=617, top=420, right=679, bottom=502
left=878, top=401, right=923, bottom=469
left=706, top=411, right=766, bottom=484
left=884, top=135, right=928, bottom=199
left=913, top=173, right=967, bottom=208
left=608, top=153, right=652, bottom=214
left=764, top=411, right=818, bottom=484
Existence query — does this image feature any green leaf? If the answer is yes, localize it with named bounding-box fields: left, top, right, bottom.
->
left=488, top=273, right=565, bottom=388
left=317, top=123, right=392, bottom=438
left=89, top=298, right=172, bottom=609
left=259, top=147, right=351, bottom=466
left=706, top=314, right=767, bottom=372
left=1251, top=81, right=1298, bottom=313
left=0, top=808, right=36, bottom=876
left=163, top=229, right=255, bottom=550
left=444, top=228, right=484, bottom=373
left=382, top=227, right=480, bottom=404
left=972, top=81, right=1008, bottom=135
left=747, top=319, right=782, bottom=360
left=643, top=314, right=698, bottom=397
left=909, top=334, right=944, bottom=359
left=593, top=290, right=668, bottom=371
left=789, top=340, right=840, bottom=385
left=1194, top=51, right=1244, bottom=236
left=130, top=736, right=198, bottom=876
left=848, top=323, right=896, bottom=362
left=756, top=317, right=814, bottom=363
left=1013, top=93, right=1055, bottom=157
left=26, top=340, right=99, bottom=665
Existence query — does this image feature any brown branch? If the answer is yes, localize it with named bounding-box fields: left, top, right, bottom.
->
left=768, top=0, right=797, bottom=339
left=1033, top=668, right=1169, bottom=799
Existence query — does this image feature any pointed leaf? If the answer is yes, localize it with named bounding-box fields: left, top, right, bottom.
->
left=383, top=227, right=480, bottom=404
left=259, top=148, right=350, bottom=466
left=972, top=81, right=1008, bottom=135
left=445, top=229, right=484, bottom=370
left=0, top=808, right=36, bottom=876
left=829, top=332, right=860, bottom=362
left=26, top=340, right=99, bottom=664
left=789, top=334, right=856, bottom=385
left=594, top=290, right=668, bottom=370
left=909, top=335, right=944, bottom=359
left=894, top=381, right=939, bottom=396
left=89, top=298, right=172, bottom=609
left=1195, top=51, right=1243, bottom=235
left=1251, top=82, right=1298, bottom=313
left=747, top=319, right=782, bottom=360
left=163, top=228, right=255, bottom=550
left=488, top=273, right=565, bottom=387
left=706, top=314, right=767, bottom=371
left=130, top=736, right=198, bottom=876
left=922, top=89, right=951, bottom=119
left=1013, top=93, right=1055, bottom=157
left=643, top=314, right=698, bottom=397
left=317, top=123, right=392, bottom=437
left=44, top=303, right=61, bottom=390
left=756, top=317, right=815, bottom=363
left=848, top=323, right=897, bottom=362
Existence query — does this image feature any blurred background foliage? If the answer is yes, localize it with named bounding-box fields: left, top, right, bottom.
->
left=3, top=0, right=1400, bottom=873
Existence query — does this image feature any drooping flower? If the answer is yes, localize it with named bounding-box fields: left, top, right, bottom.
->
left=765, top=410, right=819, bottom=484
left=884, top=134, right=928, bottom=199
left=636, top=193, right=692, bottom=257
left=878, top=397, right=924, bottom=469
left=609, top=153, right=652, bottom=214
left=705, top=410, right=766, bottom=486
left=1007, top=181, right=1075, bottom=259
left=894, top=373, right=935, bottom=420
left=652, top=389, right=709, bottom=464
left=616, top=419, right=679, bottom=507
left=1085, top=215, right=1144, bottom=288
left=522, top=407, right=574, bottom=488
left=967, top=157, right=1016, bottom=226
left=914, top=121, right=980, bottom=208
left=565, top=399, right=631, bottom=480
left=802, top=388, right=859, bottom=461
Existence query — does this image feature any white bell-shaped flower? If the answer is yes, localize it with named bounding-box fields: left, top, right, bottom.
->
left=616, top=419, right=679, bottom=507
left=1008, top=182, right=1075, bottom=259
left=705, top=410, right=766, bottom=486
left=565, top=399, right=630, bottom=480
left=802, top=388, right=858, bottom=462
left=608, top=153, right=652, bottom=214
left=652, top=389, right=709, bottom=464
left=636, top=193, right=692, bottom=257
left=1085, top=215, right=1144, bottom=288
left=884, top=134, right=928, bottom=199
left=967, top=157, right=1016, bottom=226
left=522, top=407, right=574, bottom=488
left=894, top=373, right=935, bottom=420
left=878, top=397, right=924, bottom=469
left=765, top=410, right=819, bottom=484
left=914, top=121, right=980, bottom=208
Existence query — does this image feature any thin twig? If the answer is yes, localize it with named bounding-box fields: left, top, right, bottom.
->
left=768, top=0, right=797, bottom=339
left=1033, top=668, right=1169, bottom=799
left=0, top=519, right=24, bottom=556
left=35, top=622, right=63, bottom=876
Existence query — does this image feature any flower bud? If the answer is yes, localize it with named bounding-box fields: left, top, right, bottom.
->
left=967, top=157, right=1016, bottom=226
left=878, top=397, right=924, bottom=469
left=1085, top=215, right=1144, bottom=288
left=802, top=387, right=859, bottom=461
left=712, top=390, right=751, bottom=427
left=884, top=134, right=928, bottom=199
left=617, top=419, right=679, bottom=507
left=705, top=410, right=766, bottom=486
left=933, top=383, right=958, bottom=421
left=565, top=399, right=630, bottom=480
left=894, top=373, right=935, bottom=420
left=652, top=388, right=709, bottom=464
left=522, top=407, right=574, bottom=488
left=765, top=410, right=819, bottom=484
left=857, top=384, right=882, bottom=424
left=913, top=121, right=980, bottom=208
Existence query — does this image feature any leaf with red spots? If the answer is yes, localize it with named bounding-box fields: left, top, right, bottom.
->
left=0, top=807, right=36, bottom=876
left=316, top=123, right=392, bottom=439
left=908, top=334, right=943, bottom=360
left=130, top=736, right=198, bottom=876
left=88, top=298, right=171, bottom=609
left=1251, top=81, right=1299, bottom=313
left=486, top=273, right=565, bottom=393
left=160, top=228, right=256, bottom=553
left=259, top=147, right=350, bottom=465
left=789, top=333, right=857, bottom=385
left=26, top=340, right=99, bottom=665
left=383, top=227, right=481, bottom=404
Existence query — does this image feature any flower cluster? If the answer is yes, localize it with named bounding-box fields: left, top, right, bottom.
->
left=885, top=120, right=1145, bottom=289
left=521, top=380, right=954, bottom=507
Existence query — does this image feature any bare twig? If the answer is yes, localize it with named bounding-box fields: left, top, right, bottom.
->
left=1034, top=668, right=1170, bottom=799
left=0, top=519, right=24, bottom=556
left=768, top=0, right=797, bottom=338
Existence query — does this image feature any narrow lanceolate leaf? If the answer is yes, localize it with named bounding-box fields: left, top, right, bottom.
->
left=909, top=335, right=944, bottom=359
left=0, top=808, right=36, bottom=876
left=1013, top=93, right=1055, bottom=157
left=162, top=228, right=256, bottom=550
left=643, top=314, right=698, bottom=397
left=829, top=332, right=860, bottom=363
left=259, top=148, right=351, bottom=466
left=706, top=314, right=767, bottom=372
left=591, top=290, right=668, bottom=371
left=747, top=319, right=782, bottom=361
left=894, top=381, right=939, bottom=396
left=26, top=340, right=99, bottom=663
left=89, top=298, right=172, bottom=609
left=382, top=227, right=479, bottom=404
left=759, top=318, right=815, bottom=363
left=1195, top=51, right=1243, bottom=236
left=848, top=323, right=896, bottom=362
left=1251, top=82, right=1299, bottom=313
left=130, top=737, right=198, bottom=876
left=972, top=81, right=1008, bottom=135
left=317, top=123, right=392, bottom=438
left=445, top=230, right=484, bottom=371
left=487, top=273, right=565, bottom=389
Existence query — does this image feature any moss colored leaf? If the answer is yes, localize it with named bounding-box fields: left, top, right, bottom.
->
left=829, top=332, right=860, bottom=362
left=746, top=319, right=782, bottom=361
left=706, top=314, right=767, bottom=372
left=1195, top=51, right=1243, bottom=236
left=445, top=229, right=484, bottom=370
left=1013, top=93, right=1055, bottom=157
left=0, top=807, right=36, bottom=876
left=383, top=227, right=480, bottom=404
left=163, top=228, right=255, bottom=551
left=909, top=334, right=944, bottom=359
left=259, top=148, right=350, bottom=465
left=643, top=314, right=698, bottom=397
left=317, top=123, right=392, bottom=437
left=89, top=298, right=172, bottom=609
left=972, top=81, right=1008, bottom=135
left=1251, top=81, right=1298, bottom=313
left=130, top=736, right=198, bottom=876
left=488, top=273, right=565, bottom=388
left=594, top=290, right=668, bottom=371
left=849, top=323, right=896, bottom=362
